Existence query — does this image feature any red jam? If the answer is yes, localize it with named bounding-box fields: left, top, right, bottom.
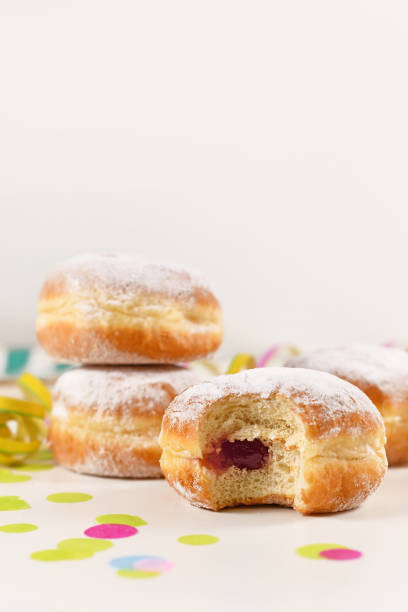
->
left=204, top=438, right=269, bottom=472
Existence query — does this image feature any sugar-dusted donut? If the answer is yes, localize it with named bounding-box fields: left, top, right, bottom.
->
left=286, top=343, right=408, bottom=465
left=159, top=367, right=386, bottom=513
left=37, top=253, right=223, bottom=364
left=49, top=365, right=200, bottom=478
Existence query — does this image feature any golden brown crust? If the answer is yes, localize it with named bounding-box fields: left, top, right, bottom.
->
left=37, top=253, right=223, bottom=364
left=295, top=453, right=387, bottom=514
left=383, top=418, right=408, bottom=465
left=39, top=274, right=219, bottom=310
left=160, top=444, right=387, bottom=513
left=357, top=398, right=408, bottom=466
left=50, top=365, right=200, bottom=478
left=286, top=345, right=408, bottom=465
left=160, top=368, right=384, bottom=454
left=160, top=392, right=383, bottom=454
left=160, top=450, right=294, bottom=510
left=160, top=452, right=216, bottom=507
left=159, top=368, right=387, bottom=513
left=49, top=417, right=163, bottom=478
left=37, top=317, right=222, bottom=364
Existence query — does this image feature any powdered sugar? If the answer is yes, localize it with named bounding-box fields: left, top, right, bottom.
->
left=64, top=446, right=163, bottom=478
left=286, top=343, right=408, bottom=403
left=52, top=365, right=201, bottom=416
left=46, top=252, right=216, bottom=302
left=166, top=367, right=382, bottom=438
left=170, top=478, right=206, bottom=507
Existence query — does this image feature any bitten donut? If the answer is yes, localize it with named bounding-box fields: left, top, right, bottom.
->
left=49, top=365, right=200, bottom=478
left=159, top=368, right=387, bottom=514
left=37, top=253, right=223, bottom=364
left=286, top=343, right=408, bottom=465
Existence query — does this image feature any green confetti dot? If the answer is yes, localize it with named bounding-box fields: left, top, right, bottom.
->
left=58, top=538, right=113, bottom=554
left=296, top=543, right=348, bottom=560
left=117, top=569, right=160, bottom=579
left=0, top=496, right=31, bottom=511
left=0, top=523, right=38, bottom=533
left=14, top=463, right=54, bottom=472
left=31, top=537, right=113, bottom=562
left=0, top=469, right=31, bottom=483
left=46, top=492, right=93, bottom=503
left=96, top=514, right=147, bottom=527
left=31, top=549, right=93, bottom=562
left=178, top=534, right=219, bottom=546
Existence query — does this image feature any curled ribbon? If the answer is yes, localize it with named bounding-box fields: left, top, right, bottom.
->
left=0, top=373, right=50, bottom=465
left=192, top=344, right=302, bottom=380
left=257, top=344, right=300, bottom=367
left=226, top=353, right=256, bottom=374
left=17, top=372, right=52, bottom=412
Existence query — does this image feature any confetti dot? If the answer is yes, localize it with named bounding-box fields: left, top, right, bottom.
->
left=296, top=543, right=360, bottom=561
left=46, top=492, right=93, bottom=503
left=116, top=570, right=160, bottom=580
left=296, top=543, right=347, bottom=560
left=58, top=538, right=113, bottom=554
left=84, top=524, right=138, bottom=539
left=0, top=496, right=31, bottom=511
left=0, top=469, right=31, bottom=483
left=14, top=463, right=54, bottom=472
left=0, top=523, right=38, bottom=533
left=320, top=548, right=362, bottom=561
left=178, top=534, right=219, bottom=546
left=110, top=555, right=173, bottom=578
left=31, top=549, right=93, bottom=562
left=134, top=558, right=174, bottom=572
left=31, top=538, right=113, bottom=562
left=117, top=569, right=160, bottom=579
left=96, top=513, right=147, bottom=527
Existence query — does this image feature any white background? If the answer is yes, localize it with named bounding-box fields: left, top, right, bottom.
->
left=1, top=0, right=408, bottom=356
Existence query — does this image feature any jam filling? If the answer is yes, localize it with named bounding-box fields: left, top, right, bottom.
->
left=205, top=438, right=269, bottom=472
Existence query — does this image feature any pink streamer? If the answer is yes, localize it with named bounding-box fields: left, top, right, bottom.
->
left=257, top=345, right=280, bottom=368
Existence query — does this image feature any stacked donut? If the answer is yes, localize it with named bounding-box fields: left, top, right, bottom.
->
left=36, top=253, right=223, bottom=477
left=36, top=255, right=395, bottom=515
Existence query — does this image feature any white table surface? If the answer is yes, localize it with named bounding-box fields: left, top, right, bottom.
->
left=0, top=459, right=406, bottom=612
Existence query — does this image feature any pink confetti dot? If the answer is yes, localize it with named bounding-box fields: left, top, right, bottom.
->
left=134, top=559, right=174, bottom=572
left=319, top=548, right=362, bottom=561
left=84, top=524, right=138, bottom=539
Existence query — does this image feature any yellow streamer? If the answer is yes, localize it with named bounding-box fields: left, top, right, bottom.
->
left=0, top=373, right=50, bottom=465
left=0, top=438, right=41, bottom=455
left=17, top=373, right=52, bottom=412
left=226, top=353, right=256, bottom=374
left=0, top=396, right=45, bottom=419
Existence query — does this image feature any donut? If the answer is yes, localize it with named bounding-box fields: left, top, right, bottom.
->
left=286, top=343, right=408, bottom=465
left=36, top=253, right=223, bottom=364
left=159, top=367, right=386, bottom=513
left=49, top=365, right=201, bottom=477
